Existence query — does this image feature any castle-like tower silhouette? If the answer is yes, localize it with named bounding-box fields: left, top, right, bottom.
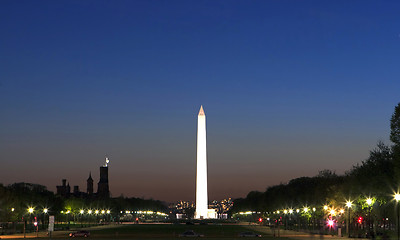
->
left=87, top=172, right=93, bottom=195
left=97, top=157, right=110, bottom=198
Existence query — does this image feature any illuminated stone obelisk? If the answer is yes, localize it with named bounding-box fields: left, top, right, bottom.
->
left=195, top=105, right=208, bottom=219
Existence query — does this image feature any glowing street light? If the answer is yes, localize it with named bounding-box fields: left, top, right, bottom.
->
left=323, top=205, right=328, bottom=210
left=395, top=193, right=400, bottom=202
left=394, top=193, right=400, bottom=240
left=330, top=210, right=336, bottom=216
left=303, top=207, right=309, bottom=213
left=80, top=209, right=84, bottom=214
left=339, top=209, right=345, bottom=214
left=289, top=209, right=293, bottom=214
left=11, top=208, right=15, bottom=212
left=366, top=197, right=374, bottom=233
left=43, top=208, right=48, bottom=214
left=28, top=207, right=34, bottom=214
left=346, top=200, right=353, bottom=237
left=312, top=207, right=316, bottom=212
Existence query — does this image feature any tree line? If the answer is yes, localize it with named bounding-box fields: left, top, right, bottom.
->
left=0, top=182, right=167, bottom=224
left=231, top=103, right=400, bottom=216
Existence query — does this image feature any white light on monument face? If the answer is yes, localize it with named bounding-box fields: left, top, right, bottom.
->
left=195, top=105, right=208, bottom=219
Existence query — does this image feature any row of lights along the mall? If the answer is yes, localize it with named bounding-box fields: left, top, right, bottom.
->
left=13, top=207, right=169, bottom=216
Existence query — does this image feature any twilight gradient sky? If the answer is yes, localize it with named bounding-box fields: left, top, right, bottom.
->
left=1, top=0, right=400, bottom=203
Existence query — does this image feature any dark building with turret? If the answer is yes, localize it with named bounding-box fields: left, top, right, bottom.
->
left=56, top=157, right=110, bottom=199
left=97, top=158, right=110, bottom=198
left=56, top=179, right=70, bottom=197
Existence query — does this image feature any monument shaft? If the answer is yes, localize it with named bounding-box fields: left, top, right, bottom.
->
left=196, top=106, right=208, bottom=219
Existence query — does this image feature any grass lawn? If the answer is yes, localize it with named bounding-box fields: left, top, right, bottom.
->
left=83, top=223, right=283, bottom=239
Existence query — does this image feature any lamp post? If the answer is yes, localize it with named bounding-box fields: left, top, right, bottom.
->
left=394, top=194, right=400, bottom=240
left=42, top=208, right=48, bottom=231
left=303, top=207, right=309, bottom=231
left=26, top=207, right=34, bottom=239
left=366, top=198, right=373, bottom=237
left=346, top=201, right=352, bottom=237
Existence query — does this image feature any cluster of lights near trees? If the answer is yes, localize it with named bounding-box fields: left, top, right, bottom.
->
left=234, top=193, right=400, bottom=238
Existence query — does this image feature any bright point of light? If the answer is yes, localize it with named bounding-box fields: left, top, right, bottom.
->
left=366, top=198, right=373, bottom=205
left=80, top=209, right=84, bottom=214
left=11, top=208, right=15, bottom=212
left=276, top=211, right=280, bottom=214
left=284, top=210, right=288, bottom=214
left=323, top=205, right=328, bottom=210
left=43, top=208, right=48, bottom=213
left=28, top=207, right=34, bottom=214
left=328, top=220, right=334, bottom=227
left=346, top=201, right=352, bottom=208
left=394, top=193, right=400, bottom=202
left=107, top=210, right=111, bottom=214
left=66, top=210, right=70, bottom=214
left=289, top=209, right=293, bottom=214
left=329, top=209, right=336, bottom=215
left=101, top=210, right=105, bottom=214
left=312, top=207, right=316, bottom=212
left=88, top=210, right=92, bottom=214
left=296, top=209, right=300, bottom=213
left=95, top=210, right=99, bottom=214
left=339, top=209, right=345, bottom=214
left=303, top=207, right=309, bottom=213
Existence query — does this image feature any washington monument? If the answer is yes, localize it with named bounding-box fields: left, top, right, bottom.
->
left=195, top=105, right=209, bottom=219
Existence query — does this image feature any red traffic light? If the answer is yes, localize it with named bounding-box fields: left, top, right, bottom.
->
left=358, top=217, right=363, bottom=224
left=259, top=218, right=263, bottom=222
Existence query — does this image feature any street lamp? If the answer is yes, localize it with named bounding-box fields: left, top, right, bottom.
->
left=394, top=193, right=400, bottom=240
left=366, top=197, right=374, bottom=235
left=28, top=207, right=34, bottom=214
left=346, top=201, right=353, bottom=237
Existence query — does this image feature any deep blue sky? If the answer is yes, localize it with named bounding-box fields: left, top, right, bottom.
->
left=1, top=0, right=399, bottom=202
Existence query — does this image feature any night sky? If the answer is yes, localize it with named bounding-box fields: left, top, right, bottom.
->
left=1, top=0, right=400, bottom=203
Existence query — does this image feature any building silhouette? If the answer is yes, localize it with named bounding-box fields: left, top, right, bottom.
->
left=56, top=157, right=110, bottom=198
left=87, top=172, right=93, bottom=195
left=97, top=157, right=110, bottom=198
left=56, top=179, right=70, bottom=197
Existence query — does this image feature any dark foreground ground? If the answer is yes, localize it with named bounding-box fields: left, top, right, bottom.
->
left=0, top=223, right=369, bottom=240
